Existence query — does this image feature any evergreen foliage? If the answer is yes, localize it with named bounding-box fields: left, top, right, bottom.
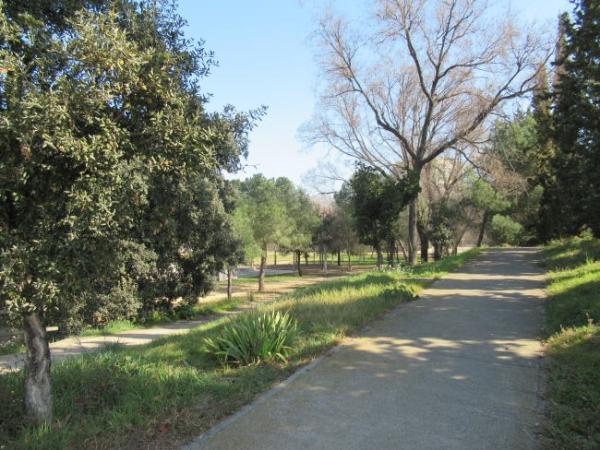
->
left=541, top=0, right=600, bottom=239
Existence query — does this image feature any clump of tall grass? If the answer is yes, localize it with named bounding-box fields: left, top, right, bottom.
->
left=203, top=311, right=297, bottom=365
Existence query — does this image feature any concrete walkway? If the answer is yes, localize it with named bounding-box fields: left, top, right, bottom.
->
left=186, top=248, right=546, bottom=450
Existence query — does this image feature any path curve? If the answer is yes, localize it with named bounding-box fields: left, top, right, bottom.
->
left=0, top=273, right=356, bottom=373
left=185, top=248, right=546, bottom=450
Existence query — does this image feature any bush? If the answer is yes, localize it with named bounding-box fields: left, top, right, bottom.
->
left=89, top=278, right=141, bottom=327
left=203, top=311, right=297, bottom=365
left=490, top=214, right=523, bottom=245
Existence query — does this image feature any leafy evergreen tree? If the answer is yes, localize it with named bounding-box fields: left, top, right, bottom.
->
left=274, top=178, right=320, bottom=276
left=545, top=1, right=600, bottom=238
left=237, top=175, right=288, bottom=291
left=346, top=165, right=419, bottom=268
left=0, top=0, right=259, bottom=424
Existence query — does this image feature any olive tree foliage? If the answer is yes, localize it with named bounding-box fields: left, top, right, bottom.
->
left=306, top=0, right=553, bottom=264
left=0, top=0, right=259, bottom=425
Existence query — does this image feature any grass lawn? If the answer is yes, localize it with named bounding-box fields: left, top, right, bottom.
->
left=232, top=273, right=307, bottom=285
left=0, top=249, right=479, bottom=450
left=542, top=236, right=600, bottom=450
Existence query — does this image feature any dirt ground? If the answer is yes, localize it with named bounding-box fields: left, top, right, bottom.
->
left=203, top=263, right=375, bottom=305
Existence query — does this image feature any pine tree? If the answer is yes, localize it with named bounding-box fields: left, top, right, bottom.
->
left=549, top=1, right=600, bottom=237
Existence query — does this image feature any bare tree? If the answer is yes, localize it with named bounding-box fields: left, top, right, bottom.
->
left=307, top=0, right=552, bottom=264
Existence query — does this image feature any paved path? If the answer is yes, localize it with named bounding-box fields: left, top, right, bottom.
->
left=186, top=248, right=546, bottom=450
left=0, top=319, right=211, bottom=372
left=0, top=273, right=357, bottom=372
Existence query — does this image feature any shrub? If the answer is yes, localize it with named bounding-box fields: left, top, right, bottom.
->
left=89, top=278, right=141, bottom=327
left=203, top=311, right=297, bottom=365
left=490, top=214, right=523, bottom=245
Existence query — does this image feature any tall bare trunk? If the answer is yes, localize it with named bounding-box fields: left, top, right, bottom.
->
left=477, top=210, right=490, bottom=247
left=23, top=311, right=52, bottom=426
left=347, top=249, right=352, bottom=271
left=274, top=249, right=277, bottom=267
left=227, top=267, right=233, bottom=300
left=258, top=254, right=266, bottom=292
left=337, top=250, right=341, bottom=266
left=296, top=250, right=303, bottom=276
left=408, top=198, right=418, bottom=265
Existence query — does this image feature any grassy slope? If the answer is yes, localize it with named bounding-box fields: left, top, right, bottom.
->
left=543, top=237, right=600, bottom=450
left=0, top=249, right=479, bottom=450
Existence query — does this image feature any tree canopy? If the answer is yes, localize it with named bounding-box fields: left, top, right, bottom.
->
left=0, top=0, right=261, bottom=424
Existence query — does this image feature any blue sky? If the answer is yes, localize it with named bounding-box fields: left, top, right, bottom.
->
left=178, top=0, right=572, bottom=191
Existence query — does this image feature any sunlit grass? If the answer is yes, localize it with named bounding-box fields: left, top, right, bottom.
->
left=542, top=236, right=600, bottom=450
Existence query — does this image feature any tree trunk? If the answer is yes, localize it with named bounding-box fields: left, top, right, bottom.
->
left=388, top=240, right=396, bottom=267
left=375, top=243, right=383, bottom=270
left=397, top=240, right=408, bottom=262
left=407, top=197, right=418, bottom=265
left=337, top=250, right=341, bottom=266
left=477, top=210, right=490, bottom=247
left=258, top=254, right=267, bottom=292
left=322, top=246, right=328, bottom=274
left=274, top=249, right=277, bottom=267
left=304, top=252, right=309, bottom=265
left=23, top=311, right=52, bottom=426
left=417, top=222, right=429, bottom=262
left=227, top=267, right=233, bottom=300
left=296, top=250, right=303, bottom=276
left=433, top=243, right=442, bottom=261
left=454, top=227, right=467, bottom=256
left=347, top=249, right=352, bottom=271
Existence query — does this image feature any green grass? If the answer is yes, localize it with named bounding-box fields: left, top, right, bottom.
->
left=542, top=236, right=600, bottom=450
left=0, top=249, right=479, bottom=449
left=193, top=298, right=242, bottom=316
left=0, top=339, right=25, bottom=357
left=80, top=320, right=143, bottom=337
left=232, top=273, right=306, bottom=285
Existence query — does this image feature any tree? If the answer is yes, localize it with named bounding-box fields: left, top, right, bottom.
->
left=330, top=190, right=359, bottom=270
left=308, top=0, right=552, bottom=264
left=274, top=178, right=320, bottom=276
left=0, top=1, right=258, bottom=424
left=490, top=214, right=523, bottom=245
left=418, top=153, right=476, bottom=260
left=470, top=179, right=511, bottom=247
left=346, top=165, right=418, bottom=269
left=238, top=175, right=288, bottom=291
left=542, top=1, right=600, bottom=239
